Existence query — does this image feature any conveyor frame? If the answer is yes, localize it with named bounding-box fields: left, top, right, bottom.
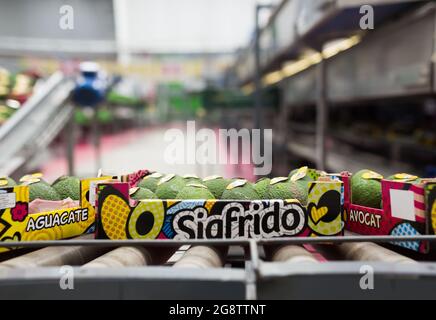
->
left=0, top=71, right=74, bottom=176
left=1, top=236, right=436, bottom=299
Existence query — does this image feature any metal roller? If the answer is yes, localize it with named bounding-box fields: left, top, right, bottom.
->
left=0, top=235, right=109, bottom=269
left=82, top=246, right=151, bottom=268
left=336, top=242, right=416, bottom=264
left=263, top=243, right=320, bottom=264
left=269, top=245, right=320, bottom=264
left=83, top=246, right=178, bottom=268
left=173, top=246, right=228, bottom=269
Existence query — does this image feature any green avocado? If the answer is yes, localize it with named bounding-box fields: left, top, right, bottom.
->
left=266, top=177, right=307, bottom=205
left=288, top=166, right=320, bottom=181
left=351, top=169, right=383, bottom=209
left=254, top=177, right=271, bottom=199
left=221, top=179, right=259, bottom=200
left=52, top=176, right=80, bottom=200
left=176, top=183, right=215, bottom=200
left=0, top=176, right=16, bottom=188
left=28, top=181, right=61, bottom=202
left=288, top=167, right=323, bottom=203
left=182, top=174, right=202, bottom=184
left=137, top=172, right=164, bottom=193
left=19, top=174, right=50, bottom=186
left=202, top=176, right=230, bottom=198
left=130, top=187, right=157, bottom=200
left=155, top=174, right=187, bottom=199
left=386, top=173, right=421, bottom=183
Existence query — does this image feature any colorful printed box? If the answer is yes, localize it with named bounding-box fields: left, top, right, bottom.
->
left=426, top=182, right=436, bottom=235
left=95, top=180, right=344, bottom=240
left=0, top=177, right=113, bottom=252
left=343, top=173, right=435, bottom=253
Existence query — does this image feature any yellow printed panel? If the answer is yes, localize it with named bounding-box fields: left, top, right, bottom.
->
left=0, top=178, right=111, bottom=253
left=21, top=207, right=91, bottom=242
left=307, top=181, right=343, bottom=236
left=101, top=194, right=130, bottom=239
left=427, top=184, right=436, bottom=235
left=128, top=200, right=165, bottom=239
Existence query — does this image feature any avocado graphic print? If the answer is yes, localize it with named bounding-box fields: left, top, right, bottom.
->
left=307, top=182, right=343, bottom=236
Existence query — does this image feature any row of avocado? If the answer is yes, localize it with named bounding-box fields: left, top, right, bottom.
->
left=132, top=168, right=431, bottom=208
left=0, top=174, right=80, bottom=202
left=350, top=169, right=426, bottom=209
left=131, top=167, right=323, bottom=205
left=0, top=168, right=429, bottom=207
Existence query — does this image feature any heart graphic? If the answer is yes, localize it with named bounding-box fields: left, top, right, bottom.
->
left=311, top=206, right=328, bottom=224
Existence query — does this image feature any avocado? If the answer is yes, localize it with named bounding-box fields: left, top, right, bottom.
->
left=254, top=177, right=271, bottom=199
left=266, top=177, right=307, bottom=205
left=221, top=179, right=259, bottom=200
left=155, top=174, right=187, bottom=199
left=19, top=173, right=50, bottom=186
left=28, top=180, right=61, bottom=202
left=351, top=169, right=383, bottom=209
left=288, top=168, right=298, bottom=178
left=386, top=173, right=421, bottom=183
left=182, top=174, right=202, bottom=184
left=288, top=166, right=319, bottom=181
left=52, top=176, right=80, bottom=200
left=176, top=183, right=215, bottom=200
left=0, top=176, right=16, bottom=188
left=202, top=175, right=230, bottom=198
left=137, top=172, right=164, bottom=192
left=288, top=167, right=321, bottom=202
left=130, top=187, right=157, bottom=200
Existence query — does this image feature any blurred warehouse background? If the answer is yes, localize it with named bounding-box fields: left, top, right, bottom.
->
left=0, top=0, right=434, bottom=181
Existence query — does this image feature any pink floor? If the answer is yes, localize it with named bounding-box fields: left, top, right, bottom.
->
left=42, top=125, right=256, bottom=182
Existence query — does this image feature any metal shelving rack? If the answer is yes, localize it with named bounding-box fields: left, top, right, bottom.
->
left=231, top=0, right=434, bottom=175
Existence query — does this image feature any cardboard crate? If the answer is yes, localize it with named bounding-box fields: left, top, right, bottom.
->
left=343, top=172, right=436, bottom=253
left=0, top=176, right=113, bottom=252
left=95, top=179, right=344, bottom=240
